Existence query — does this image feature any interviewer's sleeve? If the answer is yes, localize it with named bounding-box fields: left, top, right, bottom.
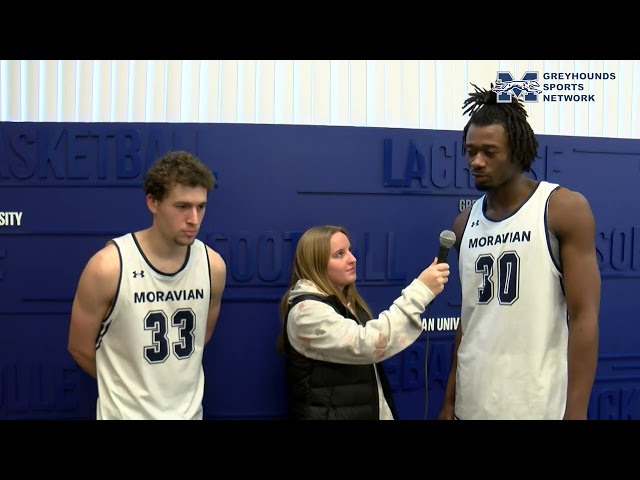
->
left=287, top=279, right=435, bottom=364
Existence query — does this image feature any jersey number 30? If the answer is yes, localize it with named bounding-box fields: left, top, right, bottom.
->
left=476, top=251, right=520, bottom=305
left=144, top=308, right=196, bottom=363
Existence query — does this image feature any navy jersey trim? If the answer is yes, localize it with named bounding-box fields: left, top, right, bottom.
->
left=131, top=232, right=191, bottom=277
left=95, top=241, right=123, bottom=349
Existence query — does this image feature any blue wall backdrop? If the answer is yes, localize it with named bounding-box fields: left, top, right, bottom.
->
left=0, top=122, right=638, bottom=419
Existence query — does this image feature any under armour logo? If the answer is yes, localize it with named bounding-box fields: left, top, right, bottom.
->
left=133, top=270, right=145, bottom=278
left=471, top=220, right=480, bottom=227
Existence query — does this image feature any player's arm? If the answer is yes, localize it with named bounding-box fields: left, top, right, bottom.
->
left=205, top=247, right=227, bottom=345
left=438, top=207, right=470, bottom=420
left=550, top=188, right=601, bottom=420
left=67, top=244, right=120, bottom=379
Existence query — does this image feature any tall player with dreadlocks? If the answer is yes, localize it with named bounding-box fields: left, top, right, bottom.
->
left=437, top=84, right=600, bottom=420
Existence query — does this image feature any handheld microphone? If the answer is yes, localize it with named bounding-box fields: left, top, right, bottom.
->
left=424, top=229, right=457, bottom=420
left=437, top=230, right=456, bottom=263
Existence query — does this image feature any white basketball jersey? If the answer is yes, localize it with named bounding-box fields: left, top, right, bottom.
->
left=455, top=181, right=568, bottom=419
left=95, top=233, right=212, bottom=420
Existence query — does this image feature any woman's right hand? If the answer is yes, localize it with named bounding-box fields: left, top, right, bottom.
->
left=417, top=257, right=450, bottom=295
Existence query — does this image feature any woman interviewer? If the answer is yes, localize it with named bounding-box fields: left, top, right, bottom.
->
left=276, top=225, right=450, bottom=420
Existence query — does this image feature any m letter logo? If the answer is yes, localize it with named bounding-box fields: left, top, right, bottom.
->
left=492, top=71, right=541, bottom=103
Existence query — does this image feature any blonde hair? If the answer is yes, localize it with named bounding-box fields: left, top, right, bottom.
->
left=276, top=225, right=372, bottom=353
left=279, top=225, right=372, bottom=322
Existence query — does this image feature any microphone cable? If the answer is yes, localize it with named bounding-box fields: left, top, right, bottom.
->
left=423, top=301, right=434, bottom=420
left=422, top=229, right=455, bottom=420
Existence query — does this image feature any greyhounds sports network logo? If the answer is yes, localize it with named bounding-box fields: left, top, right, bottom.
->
left=492, top=71, right=542, bottom=103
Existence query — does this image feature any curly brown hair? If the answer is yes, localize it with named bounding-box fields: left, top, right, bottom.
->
left=144, top=150, right=216, bottom=201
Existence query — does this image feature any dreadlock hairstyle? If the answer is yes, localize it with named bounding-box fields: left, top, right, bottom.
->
left=461, top=83, right=539, bottom=172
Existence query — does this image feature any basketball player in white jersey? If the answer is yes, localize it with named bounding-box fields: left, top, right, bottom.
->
left=438, top=84, right=600, bottom=420
left=68, top=151, right=227, bottom=419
